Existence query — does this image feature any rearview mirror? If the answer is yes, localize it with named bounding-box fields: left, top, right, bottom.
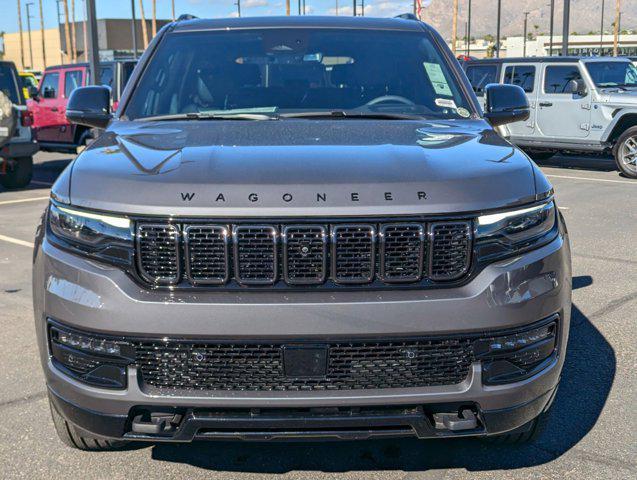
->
left=483, top=84, right=530, bottom=128
left=66, top=86, right=112, bottom=129
left=569, top=78, right=587, bottom=97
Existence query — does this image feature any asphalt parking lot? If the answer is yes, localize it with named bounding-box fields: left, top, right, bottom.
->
left=0, top=152, right=635, bottom=479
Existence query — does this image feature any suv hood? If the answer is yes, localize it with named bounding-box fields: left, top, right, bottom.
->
left=57, top=119, right=540, bottom=216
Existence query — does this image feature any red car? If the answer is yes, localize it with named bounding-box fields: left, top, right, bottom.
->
left=28, top=61, right=136, bottom=153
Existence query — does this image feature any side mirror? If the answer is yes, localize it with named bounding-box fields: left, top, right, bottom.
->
left=27, top=85, right=39, bottom=99
left=483, top=84, right=530, bottom=128
left=66, top=86, right=112, bottom=129
left=569, top=78, right=587, bottom=97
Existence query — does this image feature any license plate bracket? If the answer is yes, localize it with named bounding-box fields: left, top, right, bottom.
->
left=283, top=345, right=328, bottom=378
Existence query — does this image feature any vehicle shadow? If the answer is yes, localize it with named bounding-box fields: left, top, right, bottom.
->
left=149, top=297, right=615, bottom=474
left=535, top=154, right=617, bottom=174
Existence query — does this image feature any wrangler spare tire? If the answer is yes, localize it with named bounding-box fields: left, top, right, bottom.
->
left=0, top=90, right=17, bottom=149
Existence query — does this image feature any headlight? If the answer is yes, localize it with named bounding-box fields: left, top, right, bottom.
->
left=48, top=203, right=134, bottom=264
left=475, top=200, right=557, bottom=259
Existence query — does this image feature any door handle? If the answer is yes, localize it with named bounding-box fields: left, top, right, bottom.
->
left=539, top=102, right=553, bottom=107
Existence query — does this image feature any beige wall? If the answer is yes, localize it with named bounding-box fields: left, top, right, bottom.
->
left=2, top=28, right=69, bottom=72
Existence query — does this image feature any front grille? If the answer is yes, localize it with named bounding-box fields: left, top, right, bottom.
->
left=135, top=219, right=472, bottom=288
left=134, top=338, right=474, bottom=392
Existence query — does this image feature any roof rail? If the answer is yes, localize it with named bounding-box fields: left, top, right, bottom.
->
left=177, top=14, right=197, bottom=21
left=395, top=13, right=419, bottom=21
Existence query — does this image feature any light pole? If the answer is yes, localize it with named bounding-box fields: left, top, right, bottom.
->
left=496, top=0, right=501, bottom=58
left=130, top=0, right=137, bottom=59
left=549, top=0, right=555, bottom=56
left=561, top=0, right=570, bottom=56
left=17, top=0, right=25, bottom=70
left=353, top=0, right=356, bottom=16
left=467, top=0, right=472, bottom=55
left=25, top=2, right=34, bottom=69
left=523, top=11, right=529, bottom=57
left=236, top=0, right=241, bottom=17
left=600, top=0, right=605, bottom=54
left=85, top=0, right=99, bottom=86
left=38, top=0, right=46, bottom=67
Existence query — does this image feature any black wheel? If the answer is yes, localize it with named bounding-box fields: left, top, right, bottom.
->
left=525, top=150, right=557, bottom=161
left=613, top=126, right=637, bottom=179
left=49, top=397, right=129, bottom=451
left=482, top=411, right=547, bottom=445
left=0, top=156, right=33, bottom=189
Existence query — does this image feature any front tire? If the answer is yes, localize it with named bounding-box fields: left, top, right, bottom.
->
left=49, top=397, right=129, bottom=451
left=0, top=156, right=33, bottom=189
left=614, top=127, right=637, bottom=179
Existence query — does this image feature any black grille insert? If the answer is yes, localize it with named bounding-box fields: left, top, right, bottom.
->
left=380, top=223, right=426, bottom=282
left=134, top=338, right=474, bottom=392
left=233, top=226, right=278, bottom=285
left=184, top=225, right=230, bottom=285
left=282, top=225, right=328, bottom=285
left=136, top=224, right=180, bottom=284
left=331, top=225, right=376, bottom=284
left=429, top=222, right=472, bottom=281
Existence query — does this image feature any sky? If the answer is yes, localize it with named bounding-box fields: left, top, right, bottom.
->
left=2, top=0, right=417, bottom=35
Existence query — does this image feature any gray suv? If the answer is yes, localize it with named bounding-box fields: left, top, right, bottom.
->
left=464, top=56, right=637, bottom=178
left=33, top=15, right=571, bottom=450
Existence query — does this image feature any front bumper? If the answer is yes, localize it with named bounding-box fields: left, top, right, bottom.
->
left=34, top=229, right=571, bottom=441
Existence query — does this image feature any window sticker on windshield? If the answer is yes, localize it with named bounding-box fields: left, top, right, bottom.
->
left=424, top=62, right=453, bottom=96
left=435, top=98, right=457, bottom=109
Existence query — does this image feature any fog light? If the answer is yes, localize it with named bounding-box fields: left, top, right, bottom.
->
left=48, top=323, right=134, bottom=389
left=475, top=318, right=558, bottom=385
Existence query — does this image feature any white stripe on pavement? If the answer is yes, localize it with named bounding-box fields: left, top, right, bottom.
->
left=547, top=174, right=636, bottom=185
left=0, top=196, right=49, bottom=206
left=30, top=180, right=53, bottom=187
left=0, top=234, right=34, bottom=248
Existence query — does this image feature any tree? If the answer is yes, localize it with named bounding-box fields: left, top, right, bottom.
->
left=70, top=0, right=77, bottom=61
left=151, top=0, right=157, bottom=38
left=62, top=0, right=72, bottom=62
left=138, top=0, right=148, bottom=49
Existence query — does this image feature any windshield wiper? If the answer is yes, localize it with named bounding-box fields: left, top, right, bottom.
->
left=139, top=112, right=277, bottom=122
left=279, top=110, right=425, bottom=120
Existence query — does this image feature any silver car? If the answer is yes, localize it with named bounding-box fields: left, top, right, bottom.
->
left=464, top=56, right=637, bottom=178
left=33, top=15, right=571, bottom=450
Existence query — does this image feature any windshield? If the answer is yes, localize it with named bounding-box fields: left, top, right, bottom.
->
left=586, top=61, right=637, bottom=88
left=124, top=28, right=473, bottom=120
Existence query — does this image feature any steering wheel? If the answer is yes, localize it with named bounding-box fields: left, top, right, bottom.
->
left=365, top=95, right=416, bottom=107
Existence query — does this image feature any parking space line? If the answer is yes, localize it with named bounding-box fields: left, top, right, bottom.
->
left=547, top=174, right=636, bottom=185
left=0, top=234, right=34, bottom=248
left=0, top=196, right=49, bottom=206
left=30, top=180, right=53, bottom=187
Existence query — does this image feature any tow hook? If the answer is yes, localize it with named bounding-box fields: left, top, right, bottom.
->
left=131, top=412, right=183, bottom=435
left=432, top=408, right=479, bottom=431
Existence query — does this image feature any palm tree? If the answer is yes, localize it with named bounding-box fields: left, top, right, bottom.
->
left=151, top=0, right=157, bottom=38
left=62, top=0, right=72, bottom=63
left=138, top=0, right=148, bottom=49
left=71, top=0, right=77, bottom=62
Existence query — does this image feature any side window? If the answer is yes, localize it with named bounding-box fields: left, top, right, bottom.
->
left=99, top=66, right=114, bottom=89
left=503, top=65, right=536, bottom=93
left=544, top=66, right=582, bottom=94
left=0, top=64, right=20, bottom=103
left=465, top=65, right=498, bottom=96
left=64, top=70, right=83, bottom=98
left=40, top=72, right=60, bottom=99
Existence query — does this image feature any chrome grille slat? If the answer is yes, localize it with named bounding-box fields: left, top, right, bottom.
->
left=184, top=225, right=230, bottom=285
left=282, top=225, right=328, bottom=285
left=135, top=220, right=473, bottom=287
left=233, top=225, right=278, bottom=285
